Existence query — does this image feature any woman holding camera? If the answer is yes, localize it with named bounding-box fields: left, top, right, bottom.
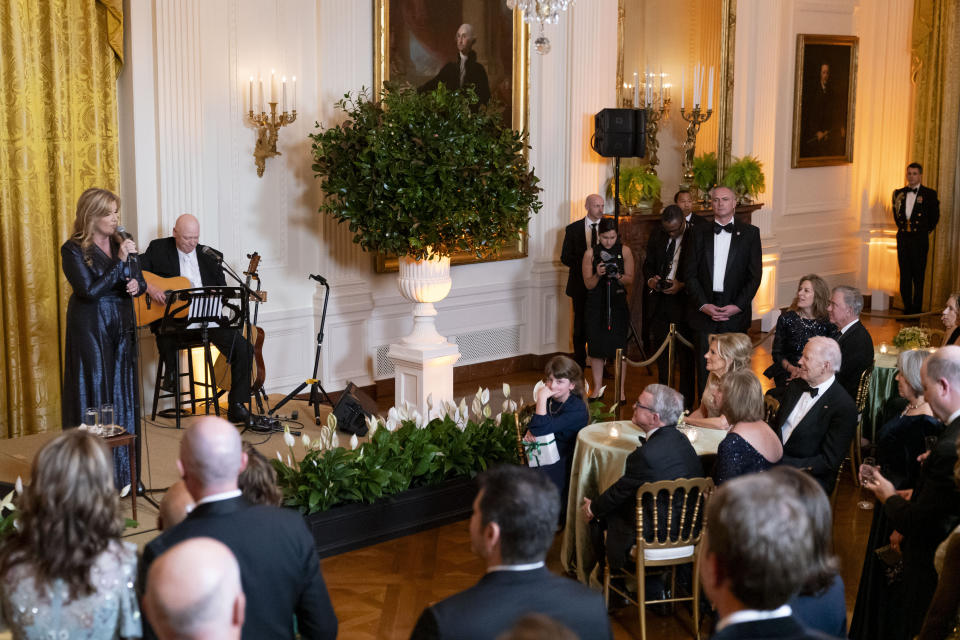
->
left=582, top=217, right=634, bottom=402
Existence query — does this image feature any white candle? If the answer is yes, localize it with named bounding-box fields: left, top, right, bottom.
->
left=681, top=67, right=685, bottom=109
left=248, top=76, right=253, bottom=112
left=659, top=65, right=663, bottom=108
left=282, top=76, right=287, bottom=113
left=693, top=64, right=698, bottom=107
left=270, top=69, right=276, bottom=103
left=292, top=76, right=297, bottom=111
left=708, top=66, right=714, bottom=110
left=633, top=71, right=639, bottom=108
left=258, top=75, right=264, bottom=113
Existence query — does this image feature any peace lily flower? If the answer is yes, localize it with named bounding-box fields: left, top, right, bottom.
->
left=326, top=412, right=338, bottom=431
left=330, top=432, right=340, bottom=449
left=365, top=415, right=379, bottom=437
left=412, top=410, right=425, bottom=428
left=480, top=387, right=490, bottom=404
left=483, top=405, right=491, bottom=418
left=471, top=396, right=483, bottom=419
left=301, top=433, right=312, bottom=448
left=286, top=454, right=293, bottom=467
left=494, top=413, right=502, bottom=426
left=283, top=429, right=296, bottom=449
left=427, top=393, right=435, bottom=413
left=0, top=489, right=15, bottom=514
left=388, top=406, right=400, bottom=424
left=120, top=485, right=130, bottom=498
left=276, top=451, right=283, bottom=462
left=503, top=382, right=511, bottom=399
left=349, top=434, right=359, bottom=450
left=459, top=397, right=469, bottom=418
left=533, top=380, right=545, bottom=397
left=385, top=417, right=398, bottom=432
left=14, top=477, right=22, bottom=496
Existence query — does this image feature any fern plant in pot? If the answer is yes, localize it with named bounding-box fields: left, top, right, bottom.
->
left=721, top=155, right=766, bottom=204
left=310, top=85, right=542, bottom=348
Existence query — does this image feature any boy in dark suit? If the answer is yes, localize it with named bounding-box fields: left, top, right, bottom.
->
left=893, top=162, right=940, bottom=315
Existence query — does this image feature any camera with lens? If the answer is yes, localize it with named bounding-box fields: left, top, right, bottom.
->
left=602, top=261, right=620, bottom=278
left=655, top=278, right=673, bottom=291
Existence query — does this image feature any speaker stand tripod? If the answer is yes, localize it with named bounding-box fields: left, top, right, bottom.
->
left=268, top=274, right=333, bottom=426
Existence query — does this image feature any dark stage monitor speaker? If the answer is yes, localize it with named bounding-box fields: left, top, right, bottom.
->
left=592, top=108, right=647, bottom=158
left=332, top=382, right=378, bottom=437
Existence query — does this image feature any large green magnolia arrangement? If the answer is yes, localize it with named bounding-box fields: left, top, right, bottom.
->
left=309, top=85, right=542, bottom=260
left=272, top=387, right=522, bottom=514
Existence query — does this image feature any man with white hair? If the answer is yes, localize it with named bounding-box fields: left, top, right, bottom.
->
left=861, top=345, right=960, bottom=637
left=774, top=336, right=857, bottom=494
left=141, top=417, right=337, bottom=640
left=144, top=538, right=245, bottom=640
left=419, top=22, right=490, bottom=105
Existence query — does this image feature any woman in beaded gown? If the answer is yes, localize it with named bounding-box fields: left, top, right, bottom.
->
left=764, top=274, right=840, bottom=391
left=711, top=370, right=782, bottom=485
left=850, top=348, right=942, bottom=640
left=0, top=430, right=141, bottom=639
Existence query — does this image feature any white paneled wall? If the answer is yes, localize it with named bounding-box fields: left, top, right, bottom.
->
left=118, top=0, right=909, bottom=400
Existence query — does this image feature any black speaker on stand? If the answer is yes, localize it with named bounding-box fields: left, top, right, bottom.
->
left=591, top=108, right=647, bottom=231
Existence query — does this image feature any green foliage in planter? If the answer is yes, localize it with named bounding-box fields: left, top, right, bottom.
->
left=606, top=166, right=662, bottom=206
left=721, top=155, right=766, bottom=200
left=309, top=85, right=542, bottom=260
left=273, top=411, right=519, bottom=515
left=692, top=152, right=718, bottom=193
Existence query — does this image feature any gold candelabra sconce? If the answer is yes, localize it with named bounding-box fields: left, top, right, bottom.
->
left=247, top=71, right=297, bottom=178
left=643, top=97, right=670, bottom=175
left=680, top=105, right=712, bottom=191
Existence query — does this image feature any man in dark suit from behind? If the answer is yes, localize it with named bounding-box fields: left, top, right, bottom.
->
left=560, top=194, right=605, bottom=368
left=644, top=205, right=695, bottom=402
left=775, top=337, right=857, bottom=495
left=141, top=417, right=338, bottom=640
left=683, top=186, right=762, bottom=393
left=409, top=465, right=612, bottom=640
left=701, top=473, right=837, bottom=640
left=827, top=285, right=874, bottom=400
left=419, top=23, right=490, bottom=105
left=582, top=384, right=704, bottom=577
left=861, top=345, right=960, bottom=638
left=139, top=213, right=253, bottom=423
left=893, top=162, right=940, bottom=315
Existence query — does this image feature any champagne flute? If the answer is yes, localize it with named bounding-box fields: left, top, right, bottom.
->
left=858, top=456, right=878, bottom=510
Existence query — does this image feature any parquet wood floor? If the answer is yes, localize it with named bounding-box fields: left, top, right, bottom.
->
left=321, top=313, right=899, bottom=639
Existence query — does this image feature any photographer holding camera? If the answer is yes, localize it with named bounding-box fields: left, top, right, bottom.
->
left=582, top=217, right=634, bottom=403
left=643, top=205, right=695, bottom=403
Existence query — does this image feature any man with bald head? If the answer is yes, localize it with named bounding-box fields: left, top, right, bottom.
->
left=561, top=194, right=605, bottom=368
left=144, top=537, right=245, bottom=640
left=141, top=417, right=337, bottom=640
left=773, top=336, right=857, bottom=494
left=420, top=22, right=490, bottom=105
left=141, top=215, right=254, bottom=423
left=683, top=186, right=762, bottom=392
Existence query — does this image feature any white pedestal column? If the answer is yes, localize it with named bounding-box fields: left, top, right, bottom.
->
left=388, top=342, right=461, bottom=415
left=388, top=255, right=462, bottom=415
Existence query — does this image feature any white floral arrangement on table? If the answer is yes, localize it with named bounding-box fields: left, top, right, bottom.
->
left=892, top=326, right=931, bottom=350
left=272, top=385, right=522, bottom=514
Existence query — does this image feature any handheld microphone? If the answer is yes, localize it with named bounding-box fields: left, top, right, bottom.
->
left=201, top=245, right=223, bottom=264
left=308, top=274, right=328, bottom=286
left=115, top=225, right=142, bottom=281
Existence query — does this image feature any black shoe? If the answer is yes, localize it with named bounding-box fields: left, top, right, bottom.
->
left=159, top=374, right=176, bottom=393
left=227, top=403, right=252, bottom=425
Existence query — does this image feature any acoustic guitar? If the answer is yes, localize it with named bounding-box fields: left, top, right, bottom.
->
left=134, top=271, right=193, bottom=327
left=213, top=253, right=267, bottom=392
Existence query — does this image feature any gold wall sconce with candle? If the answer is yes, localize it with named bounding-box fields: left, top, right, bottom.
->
left=248, top=70, right=297, bottom=177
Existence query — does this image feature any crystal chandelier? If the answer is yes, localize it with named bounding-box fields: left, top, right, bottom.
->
left=506, top=0, right=576, bottom=55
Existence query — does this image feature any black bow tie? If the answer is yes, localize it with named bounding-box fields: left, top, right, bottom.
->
left=906, top=187, right=918, bottom=194
left=714, top=222, right=734, bottom=235
left=802, top=384, right=819, bottom=398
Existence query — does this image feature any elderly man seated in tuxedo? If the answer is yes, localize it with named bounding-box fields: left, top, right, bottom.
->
left=410, top=465, right=611, bottom=639
left=774, top=336, right=858, bottom=494
left=582, top=384, right=704, bottom=591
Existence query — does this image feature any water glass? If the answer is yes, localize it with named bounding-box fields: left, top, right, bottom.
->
left=83, top=407, right=99, bottom=429
left=100, top=404, right=114, bottom=428
left=858, top=456, right=879, bottom=510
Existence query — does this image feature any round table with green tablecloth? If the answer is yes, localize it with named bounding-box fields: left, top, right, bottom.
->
left=862, top=349, right=899, bottom=442
left=558, top=420, right=724, bottom=587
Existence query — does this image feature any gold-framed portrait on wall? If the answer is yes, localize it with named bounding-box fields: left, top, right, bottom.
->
left=791, top=34, right=859, bottom=168
left=373, top=0, right=530, bottom=273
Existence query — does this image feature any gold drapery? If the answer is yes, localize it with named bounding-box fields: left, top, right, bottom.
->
left=911, top=0, right=960, bottom=309
left=0, top=0, right=122, bottom=438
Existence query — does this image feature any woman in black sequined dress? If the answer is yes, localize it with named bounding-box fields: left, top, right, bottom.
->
left=764, top=274, right=840, bottom=390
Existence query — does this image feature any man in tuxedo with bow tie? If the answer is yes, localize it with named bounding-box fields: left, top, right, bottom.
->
left=683, top=186, right=762, bottom=392
left=644, top=205, right=694, bottom=401
left=582, top=384, right=703, bottom=577
left=894, top=163, right=940, bottom=315
left=774, top=336, right=857, bottom=494
left=561, top=194, right=605, bottom=369
left=861, top=345, right=960, bottom=638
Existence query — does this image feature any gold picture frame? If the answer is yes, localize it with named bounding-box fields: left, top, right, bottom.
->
left=791, top=34, right=859, bottom=168
left=373, top=1, right=530, bottom=273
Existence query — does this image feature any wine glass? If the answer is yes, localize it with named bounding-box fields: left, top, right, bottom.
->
left=858, top=456, right=878, bottom=510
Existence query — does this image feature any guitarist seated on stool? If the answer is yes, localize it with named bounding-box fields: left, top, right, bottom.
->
left=140, top=214, right=254, bottom=424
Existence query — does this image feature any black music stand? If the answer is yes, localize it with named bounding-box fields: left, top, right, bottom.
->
left=151, top=286, right=247, bottom=429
